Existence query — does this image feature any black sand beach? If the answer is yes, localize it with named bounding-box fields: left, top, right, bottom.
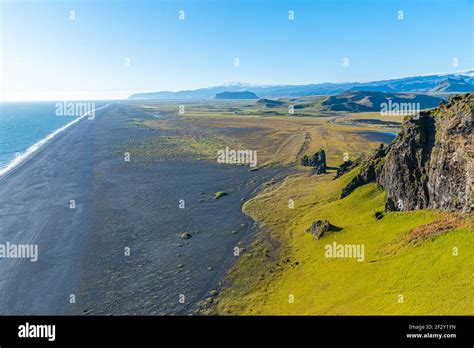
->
left=0, top=104, right=288, bottom=315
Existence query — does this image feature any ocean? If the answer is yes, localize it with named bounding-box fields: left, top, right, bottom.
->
left=0, top=101, right=108, bottom=176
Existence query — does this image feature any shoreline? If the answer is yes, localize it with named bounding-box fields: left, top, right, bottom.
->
left=0, top=103, right=292, bottom=315
left=0, top=103, right=112, bottom=180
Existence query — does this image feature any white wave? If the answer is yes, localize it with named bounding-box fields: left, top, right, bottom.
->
left=0, top=103, right=111, bottom=178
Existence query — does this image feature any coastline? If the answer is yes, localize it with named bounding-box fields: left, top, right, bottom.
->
left=0, top=103, right=291, bottom=314
left=0, top=103, right=112, bottom=180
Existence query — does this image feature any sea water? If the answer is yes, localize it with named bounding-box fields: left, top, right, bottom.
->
left=0, top=101, right=108, bottom=176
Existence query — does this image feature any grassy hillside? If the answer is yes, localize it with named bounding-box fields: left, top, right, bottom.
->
left=215, top=169, right=473, bottom=315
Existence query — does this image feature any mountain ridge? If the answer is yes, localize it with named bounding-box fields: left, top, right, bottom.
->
left=321, top=90, right=443, bottom=112
left=128, top=71, right=474, bottom=100
left=430, top=77, right=474, bottom=93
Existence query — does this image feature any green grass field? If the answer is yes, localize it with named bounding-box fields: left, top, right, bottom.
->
left=216, top=169, right=473, bottom=315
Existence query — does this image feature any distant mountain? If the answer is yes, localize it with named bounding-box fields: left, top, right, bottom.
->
left=256, top=98, right=286, bottom=107
left=430, top=77, right=474, bottom=93
left=127, top=71, right=474, bottom=100
left=322, top=90, right=443, bottom=112
left=214, top=91, right=259, bottom=100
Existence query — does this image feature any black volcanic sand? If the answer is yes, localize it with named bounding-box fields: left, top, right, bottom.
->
left=0, top=104, right=290, bottom=315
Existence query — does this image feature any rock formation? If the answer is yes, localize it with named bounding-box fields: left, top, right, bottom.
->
left=301, top=149, right=327, bottom=174
left=341, top=93, right=473, bottom=212
left=335, top=159, right=354, bottom=179
left=305, top=220, right=331, bottom=240
left=341, top=144, right=386, bottom=198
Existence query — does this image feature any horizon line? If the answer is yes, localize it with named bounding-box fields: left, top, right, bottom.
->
left=1, top=69, right=473, bottom=102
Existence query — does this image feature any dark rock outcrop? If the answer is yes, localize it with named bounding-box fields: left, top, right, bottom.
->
left=341, top=144, right=386, bottom=198
left=302, top=149, right=327, bottom=174
left=334, top=156, right=365, bottom=179
left=335, top=160, right=354, bottom=179
left=380, top=114, right=436, bottom=210
left=374, top=211, right=384, bottom=220
left=340, top=93, right=473, bottom=212
left=305, top=220, right=331, bottom=240
left=422, top=95, right=472, bottom=211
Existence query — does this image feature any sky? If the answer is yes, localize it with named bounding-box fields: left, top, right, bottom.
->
left=0, top=0, right=473, bottom=101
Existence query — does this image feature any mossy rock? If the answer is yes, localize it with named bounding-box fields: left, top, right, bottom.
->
left=214, top=191, right=228, bottom=199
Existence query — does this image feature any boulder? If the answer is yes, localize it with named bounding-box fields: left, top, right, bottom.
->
left=374, top=211, right=384, bottom=220
left=214, top=191, right=228, bottom=199
left=180, top=232, right=192, bottom=239
left=305, top=220, right=331, bottom=240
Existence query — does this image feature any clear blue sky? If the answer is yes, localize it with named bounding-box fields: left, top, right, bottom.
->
left=1, top=0, right=473, bottom=100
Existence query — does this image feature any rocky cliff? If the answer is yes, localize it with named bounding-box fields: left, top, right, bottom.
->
left=342, top=93, right=473, bottom=212
left=302, top=149, right=327, bottom=174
